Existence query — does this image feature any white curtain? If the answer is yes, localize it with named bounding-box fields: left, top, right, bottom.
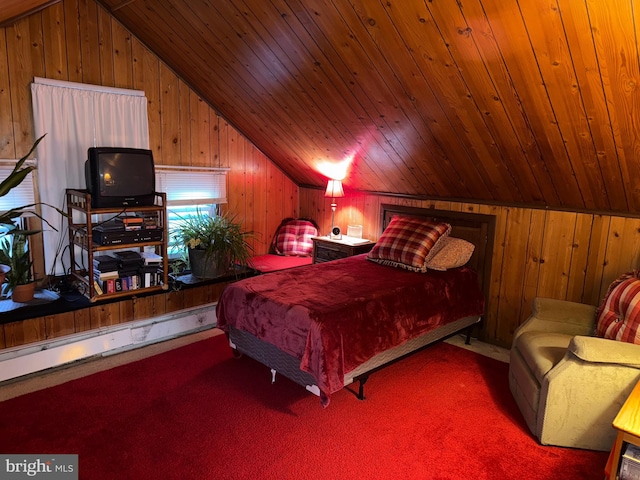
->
left=31, top=78, right=149, bottom=276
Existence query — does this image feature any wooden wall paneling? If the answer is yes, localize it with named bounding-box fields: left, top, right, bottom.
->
left=0, top=0, right=59, bottom=27
left=266, top=151, right=283, bottom=223
left=362, top=193, right=381, bottom=240
left=73, top=306, right=91, bottom=333
left=3, top=318, right=46, bottom=347
left=90, top=303, right=119, bottom=328
left=494, top=208, right=532, bottom=345
left=423, top=199, right=454, bottom=212
left=565, top=213, right=594, bottom=303
left=133, top=40, right=161, bottom=160
left=159, top=63, right=180, bottom=166
left=238, top=142, right=258, bottom=248
left=283, top=0, right=417, bottom=193
left=341, top=192, right=366, bottom=237
left=77, top=0, right=101, bottom=85
left=111, top=19, right=133, bottom=88
left=479, top=0, right=580, bottom=208
left=227, top=126, right=247, bottom=219
left=132, top=295, right=155, bottom=321
left=321, top=0, right=455, bottom=195
left=519, top=0, right=606, bottom=211
left=409, top=1, right=527, bottom=202
left=320, top=2, right=444, bottom=195
left=298, top=187, right=314, bottom=227
left=587, top=0, right=640, bottom=211
left=97, top=6, right=115, bottom=87
left=207, top=282, right=227, bottom=304
left=210, top=110, right=220, bottom=167
left=62, top=0, right=82, bottom=83
left=189, top=94, right=210, bottom=167
left=247, top=149, right=268, bottom=255
left=165, top=289, right=185, bottom=313
left=45, top=310, right=75, bottom=338
left=535, top=211, right=577, bottom=299
left=41, top=2, right=67, bottom=81
left=7, top=18, right=38, bottom=154
left=601, top=216, right=640, bottom=299
left=519, top=209, right=545, bottom=328
left=0, top=324, right=5, bottom=349
left=178, top=79, right=192, bottom=165
left=205, top=1, right=359, bottom=187
left=475, top=203, right=506, bottom=343
left=283, top=174, right=298, bottom=220
left=0, top=28, right=14, bottom=156
left=582, top=214, right=611, bottom=306
left=558, top=0, right=627, bottom=211
left=118, top=298, right=134, bottom=324
left=218, top=117, right=229, bottom=169
left=431, top=0, right=545, bottom=205
left=370, top=0, right=498, bottom=200
left=182, top=285, right=209, bottom=309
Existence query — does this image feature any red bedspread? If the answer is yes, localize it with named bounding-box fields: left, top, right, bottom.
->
left=216, top=254, right=485, bottom=405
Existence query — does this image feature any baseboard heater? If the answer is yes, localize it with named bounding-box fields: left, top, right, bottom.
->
left=0, top=303, right=218, bottom=383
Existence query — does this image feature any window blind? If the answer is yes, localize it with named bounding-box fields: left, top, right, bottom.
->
left=155, top=166, right=228, bottom=206
left=0, top=160, right=36, bottom=214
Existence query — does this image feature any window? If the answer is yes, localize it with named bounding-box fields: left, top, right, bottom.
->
left=155, top=166, right=228, bottom=257
left=0, top=160, right=36, bottom=216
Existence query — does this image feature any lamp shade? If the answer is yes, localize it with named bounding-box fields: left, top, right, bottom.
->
left=325, top=179, right=344, bottom=198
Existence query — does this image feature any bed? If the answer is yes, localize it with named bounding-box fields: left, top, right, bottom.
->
left=216, top=204, right=495, bottom=406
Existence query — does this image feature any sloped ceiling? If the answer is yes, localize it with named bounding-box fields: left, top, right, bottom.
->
left=13, top=1, right=640, bottom=214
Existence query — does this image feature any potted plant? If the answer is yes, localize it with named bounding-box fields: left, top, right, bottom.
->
left=0, top=229, right=37, bottom=302
left=0, top=134, right=66, bottom=299
left=169, top=209, right=254, bottom=279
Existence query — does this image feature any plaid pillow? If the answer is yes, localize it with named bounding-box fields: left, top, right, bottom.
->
left=366, top=215, right=451, bottom=272
left=273, top=219, right=318, bottom=256
left=595, top=271, right=640, bottom=344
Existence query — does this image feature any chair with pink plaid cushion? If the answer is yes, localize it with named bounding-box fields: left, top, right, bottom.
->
left=509, top=273, right=640, bottom=451
left=248, top=218, right=319, bottom=273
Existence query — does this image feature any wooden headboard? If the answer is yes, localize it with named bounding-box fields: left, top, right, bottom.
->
left=380, top=204, right=496, bottom=301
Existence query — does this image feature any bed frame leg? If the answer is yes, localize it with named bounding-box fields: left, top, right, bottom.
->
left=357, top=375, right=369, bottom=400
left=464, top=326, right=473, bottom=345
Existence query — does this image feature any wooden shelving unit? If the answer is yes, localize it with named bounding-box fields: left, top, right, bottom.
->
left=66, top=189, right=169, bottom=302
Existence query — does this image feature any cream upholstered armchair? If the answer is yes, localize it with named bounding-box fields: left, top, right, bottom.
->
left=509, top=297, right=640, bottom=451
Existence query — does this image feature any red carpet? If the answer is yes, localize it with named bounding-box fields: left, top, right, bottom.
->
left=0, top=332, right=608, bottom=479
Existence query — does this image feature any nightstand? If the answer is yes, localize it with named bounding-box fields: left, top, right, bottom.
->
left=311, top=236, right=375, bottom=264
left=606, top=379, right=640, bottom=479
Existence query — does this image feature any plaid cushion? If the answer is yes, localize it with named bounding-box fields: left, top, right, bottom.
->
left=273, top=219, right=318, bottom=256
left=595, top=271, right=640, bottom=344
left=366, top=215, right=451, bottom=272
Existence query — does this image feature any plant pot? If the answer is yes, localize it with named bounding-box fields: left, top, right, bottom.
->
left=0, top=264, right=9, bottom=285
left=188, top=248, right=230, bottom=279
left=11, top=282, right=35, bottom=303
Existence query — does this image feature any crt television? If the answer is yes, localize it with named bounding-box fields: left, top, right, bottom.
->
left=85, top=147, right=156, bottom=208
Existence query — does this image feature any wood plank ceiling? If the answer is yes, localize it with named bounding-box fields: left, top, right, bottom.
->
left=32, top=1, right=640, bottom=213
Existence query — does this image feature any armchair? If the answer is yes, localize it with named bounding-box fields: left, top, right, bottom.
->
left=509, top=297, right=640, bottom=451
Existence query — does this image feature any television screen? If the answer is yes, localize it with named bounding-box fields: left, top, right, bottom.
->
left=86, top=147, right=156, bottom=208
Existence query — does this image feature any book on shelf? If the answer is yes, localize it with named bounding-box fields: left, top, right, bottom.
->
left=94, top=269, right=119, bottom=280
left=93, top=280, right=104, bottom=295
left=121, top=216, right=144, bottom=225
left=140, top=251, right=163, bottom=265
